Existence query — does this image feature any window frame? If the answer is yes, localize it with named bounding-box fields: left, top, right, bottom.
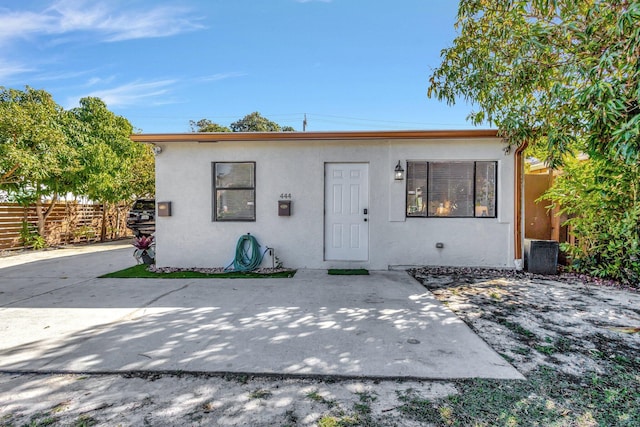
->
left=212, top=161, right=256, bottom=222
left=405, top=160, right=498, bottom=219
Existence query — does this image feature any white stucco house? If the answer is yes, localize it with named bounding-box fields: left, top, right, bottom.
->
left=131, top=130, right=526, bottom=270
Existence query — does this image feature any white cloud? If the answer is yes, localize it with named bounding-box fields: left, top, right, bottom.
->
left=86, top=77, right=103, bottom=87
left=32, top=69, right=92, bottom=82
left=48, top=0, right=205, bottom=42
left=102, top=7, right=205, bottom=42
left=0, top=9, right=55, bottom=44
left=0, top=62, right=34, bottom=80
left=0, top=1, right=205, bottom=45
left=199, top=72, right=247, bottom=82
left=85, top=76, right=116, bottom=87
left=66, top=79, right=177, bottom=109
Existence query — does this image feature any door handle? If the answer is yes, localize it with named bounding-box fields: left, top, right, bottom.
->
left=364, top=218, right=368, bottom=222
left=363, top=208, right=368, bottom=215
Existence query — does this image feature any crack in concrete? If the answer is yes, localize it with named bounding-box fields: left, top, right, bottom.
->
left=0, top=278, right=93, bottom=308
left=121, top=283, right=191, bottom=321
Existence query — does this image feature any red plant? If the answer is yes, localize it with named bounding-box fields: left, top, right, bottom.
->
left=132, top=235, right=154, bottom=250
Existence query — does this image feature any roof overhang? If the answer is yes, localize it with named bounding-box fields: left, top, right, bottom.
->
left=130, top=129, right=500, bottom=143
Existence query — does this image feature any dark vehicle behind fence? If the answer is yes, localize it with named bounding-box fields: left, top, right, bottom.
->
left=126, top=199, right=155, bottom=237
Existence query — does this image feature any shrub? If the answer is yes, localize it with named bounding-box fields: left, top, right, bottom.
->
left=19, top=220, right=47, bottom=250
left=545, top=156, right=640, bottom=285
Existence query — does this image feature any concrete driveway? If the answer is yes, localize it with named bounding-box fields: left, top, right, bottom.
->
left=0, top=242, right=523, bottom=380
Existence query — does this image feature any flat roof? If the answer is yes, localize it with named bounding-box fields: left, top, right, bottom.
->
left=130, top=129, right=499, bottom=143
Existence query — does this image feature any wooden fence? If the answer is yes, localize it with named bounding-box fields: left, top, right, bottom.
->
left=0, top=202, right=132, bottom=250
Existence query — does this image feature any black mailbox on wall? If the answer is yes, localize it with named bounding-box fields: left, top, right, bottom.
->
left=278, top=200, right=291, bottom=216
left=157, top=201, right=172, bottom=217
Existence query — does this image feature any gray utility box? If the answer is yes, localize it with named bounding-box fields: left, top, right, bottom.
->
left=524, top=239, right=559, bottom=275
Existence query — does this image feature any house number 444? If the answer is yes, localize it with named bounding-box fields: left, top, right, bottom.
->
left=279, top=193, right=292, bottom=199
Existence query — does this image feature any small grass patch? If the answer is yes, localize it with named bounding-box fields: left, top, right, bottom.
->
left=496, top=318, right=537, bottom=339
left=317, top=416, right=341, bottom=427
left=99, top=264, right=296, bottom=279
left=394, top=367, right=640, bottom=426
left=72, top=415, right=98, bottom=427
left=499, top=352, right=515, bottom=362
left=328, top=269, right=369, bottom=275
left=535, top=344, right=557, bottom=355
left=489, top=291, right=502, bottom=300
left=51, top=401, right=69, bottom=414
left=306, top=390, right=337, bottom=408
left=22, top=412, right=58, bottom=427
left=396, top=388, right=441, bottom=424
left=512, top=346, right=531, bottom=355
left=248, top=389, right=272, bottom=400
left=352, top=391, right=376, bottom=416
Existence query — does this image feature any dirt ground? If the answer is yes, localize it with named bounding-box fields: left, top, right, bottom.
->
left=412, top=267, right=640, bottom=377
left=2, top=268, right=639, bottom=426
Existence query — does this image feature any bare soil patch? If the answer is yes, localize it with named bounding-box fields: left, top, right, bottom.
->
left=409, top=267, right=640, bottom=426
left=411, top=267, right=640, bottom=377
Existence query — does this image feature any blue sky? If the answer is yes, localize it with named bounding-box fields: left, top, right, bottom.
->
left=0, top=0, right=482, bottom=133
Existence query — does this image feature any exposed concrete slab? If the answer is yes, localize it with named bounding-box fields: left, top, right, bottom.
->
left=0, top=245, right=524, bottom=380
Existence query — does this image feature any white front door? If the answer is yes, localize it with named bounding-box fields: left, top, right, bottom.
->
left=324, top=163, right=369, bottom=261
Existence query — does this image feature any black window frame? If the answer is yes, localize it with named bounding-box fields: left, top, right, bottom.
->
left=212, top=161, right=256, bottom=222
left=405, top=160, right=498, bottom=218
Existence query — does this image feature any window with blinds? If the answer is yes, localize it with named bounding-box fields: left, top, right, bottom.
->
left=213, top=162, right=256, bottom=221
left=406, top=161, right=497, bottom=218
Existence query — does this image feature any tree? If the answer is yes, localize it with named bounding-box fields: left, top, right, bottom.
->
left=0, top=87, right=70, bottom=186
left=1, top=87, right=154, bottom=244
left=427, top=0, right=640, bottom=282
left=230, top=112, right=295, bottom=132
left=0, top=86, right=77, bottom=236
left=190, top=112, right=295, bottom=133
left=428, top=0, right=640, bottom=166
left=67, top=97, right=154, bottom=240
left=189, top=119, right=231, bottom=132
left=68, top=97, right=134, bottom=201
left=127, top=144, right=155, bottom=200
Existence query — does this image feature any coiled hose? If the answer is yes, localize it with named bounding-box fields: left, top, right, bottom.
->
left=227, top=234, right=267, bottom=272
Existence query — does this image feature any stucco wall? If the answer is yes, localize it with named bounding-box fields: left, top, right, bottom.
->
left=154, top=137, right=515, bottom=269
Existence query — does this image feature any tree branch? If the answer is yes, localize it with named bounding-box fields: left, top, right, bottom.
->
left=1, top=163, right=20, bottom=184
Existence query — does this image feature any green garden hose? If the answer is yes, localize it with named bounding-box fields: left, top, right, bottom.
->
left=227, top=233, right=267, bottom=272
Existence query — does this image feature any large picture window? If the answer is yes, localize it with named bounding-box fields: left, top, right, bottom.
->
left=406, top=161, right=497, bottom=218
left=213, top=162, right=255, bottom=221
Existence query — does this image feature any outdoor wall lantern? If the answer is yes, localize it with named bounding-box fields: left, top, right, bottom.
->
left=394, top=161, right=405, bottom=180
left=152, top=144, right=162, bottom=155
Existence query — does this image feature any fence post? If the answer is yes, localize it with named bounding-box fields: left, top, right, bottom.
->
left=100, top=202, right=107, bottom=242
